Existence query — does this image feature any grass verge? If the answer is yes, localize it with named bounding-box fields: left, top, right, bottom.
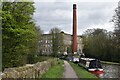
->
left=100, top=61, right=120, bottom=65
left=41, top=60, right=64, bottom=78
left=68, top=61, right=98, bottom=78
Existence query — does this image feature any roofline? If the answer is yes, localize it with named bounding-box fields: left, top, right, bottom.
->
left=42, top=32, right=82, bottom=37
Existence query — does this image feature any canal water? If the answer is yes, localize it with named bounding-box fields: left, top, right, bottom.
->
left=100, top=63, right=120, bottom=78
left=91, top=63, right=120, bottom=78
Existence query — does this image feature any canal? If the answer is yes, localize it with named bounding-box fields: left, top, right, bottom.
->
left=92, top=63, right=120, bottom=78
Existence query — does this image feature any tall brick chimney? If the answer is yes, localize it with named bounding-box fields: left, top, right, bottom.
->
left=72, top=4, right=77, bottom=54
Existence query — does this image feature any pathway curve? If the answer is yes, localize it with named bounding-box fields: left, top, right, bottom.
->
left=63, top=60, right=78, bottom=78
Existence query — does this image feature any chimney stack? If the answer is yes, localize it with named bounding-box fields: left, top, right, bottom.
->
left=72, top=4, right=77, bottom=54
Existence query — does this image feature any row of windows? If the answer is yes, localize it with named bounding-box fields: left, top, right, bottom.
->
left=42, top=49, right=52, bottom=53
left=40, top=44, right=52, bottom=47
left=40, top=40, right=52, bottom=43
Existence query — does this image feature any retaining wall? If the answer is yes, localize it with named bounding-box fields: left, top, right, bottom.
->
left=1, top=58, right=58, bottom=79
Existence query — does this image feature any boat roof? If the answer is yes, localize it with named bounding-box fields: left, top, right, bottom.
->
left=80, top=58, right=96, bottom=61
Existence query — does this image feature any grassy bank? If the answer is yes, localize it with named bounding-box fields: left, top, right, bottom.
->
left=100, top=61, right=120, bottom=65
left=40, top=60, right=64, bottom=78
left=68, top=61, right=98, bottom=78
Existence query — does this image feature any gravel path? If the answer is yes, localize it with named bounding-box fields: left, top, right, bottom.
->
left=63, top=60, right=78, bottom=78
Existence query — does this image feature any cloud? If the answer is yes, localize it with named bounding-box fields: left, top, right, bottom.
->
left=33, top=2, right=118, bottom=35
left=34, top=0, right=119, bottom=2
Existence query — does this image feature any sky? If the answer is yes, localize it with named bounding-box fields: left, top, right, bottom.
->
left=33, top=0, right=119, bottom=35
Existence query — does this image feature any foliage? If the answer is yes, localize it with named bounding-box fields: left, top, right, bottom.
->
left=28, top=56, right=54, bottom=64
left=83, top=2, right=120, bottom=63
left=112, top=1, right=120, bottom=61
left=83, top=28, right=119, bottom=62
left=49, top=27, right=64, bottom=57
left=2, top=2, right=41, bottom=70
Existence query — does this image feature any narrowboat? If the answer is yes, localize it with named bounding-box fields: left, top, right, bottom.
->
left=79, top=58, right=103, bottom=72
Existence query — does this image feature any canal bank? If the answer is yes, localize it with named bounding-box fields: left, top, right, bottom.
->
left=100, top=61, right=120, bottom=65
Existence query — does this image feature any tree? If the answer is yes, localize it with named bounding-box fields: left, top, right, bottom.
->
left=49, top=27, right=64, bottom=57
left=2, top=1, right=39, bottom=69
left=83, top=28, right=119, bottom=62
left=83, top=29, right=110, bottom=60
left=112, top=2, right=120, bottom=45
left=112, top=1, right=120, bottom=62
left=27, top=27, right=43, bottom=64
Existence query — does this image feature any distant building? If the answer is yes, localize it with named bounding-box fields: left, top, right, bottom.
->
left=38, top=34, right=52, bottom=55
left=77, top=36, right=84, bottom=53
left=38, top=31, right=83, bottom=55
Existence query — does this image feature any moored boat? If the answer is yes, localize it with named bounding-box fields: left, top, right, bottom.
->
left=79, top=58, right=103, bottom=72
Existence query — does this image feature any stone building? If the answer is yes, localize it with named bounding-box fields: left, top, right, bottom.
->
left=77, top=36, right=84, bottom=53
left=61, top=32, right=72, bottom=52
left=38, top=31, right=83, bottom=55
left=38, top=34, right=53, bottom=55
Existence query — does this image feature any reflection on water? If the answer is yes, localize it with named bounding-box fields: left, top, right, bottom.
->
left=91, top=63, right=120, bottom=78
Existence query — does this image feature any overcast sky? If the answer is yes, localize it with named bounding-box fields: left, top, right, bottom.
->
left=33, top=1, right=119, bottom=35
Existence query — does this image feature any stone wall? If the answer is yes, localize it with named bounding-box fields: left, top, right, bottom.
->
left=1, top=58, right=58, bottom=79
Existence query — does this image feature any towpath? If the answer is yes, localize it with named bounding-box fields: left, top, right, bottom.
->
left=63, top=60, right=78, bottom=78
